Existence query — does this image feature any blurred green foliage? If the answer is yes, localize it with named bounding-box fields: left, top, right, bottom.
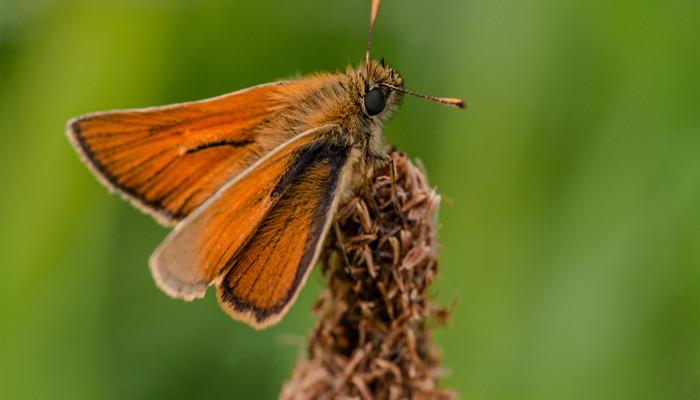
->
left=2, top=1, right=699, bottom=399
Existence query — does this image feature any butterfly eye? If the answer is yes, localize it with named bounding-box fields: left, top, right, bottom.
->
left=364, top=88, right=385, bottom=116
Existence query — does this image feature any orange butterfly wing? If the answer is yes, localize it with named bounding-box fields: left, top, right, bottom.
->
left=149, top=125, right=349, bottom=316
left=66, top=81, right=301, bottom=226
left=216, top=140, right=353, bottom=328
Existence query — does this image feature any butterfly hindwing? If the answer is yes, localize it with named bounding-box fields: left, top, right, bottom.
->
left=216, top=139, right=353, bottom=328
left=66, top=81, right=301, bottom=226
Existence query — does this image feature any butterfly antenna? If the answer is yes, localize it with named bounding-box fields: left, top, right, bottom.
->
left=380, top=83, right=466, bottom=109
left=365, top=0, right=381, bottom=64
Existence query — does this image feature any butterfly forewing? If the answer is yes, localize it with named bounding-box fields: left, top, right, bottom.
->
left=66, top=81, right=302, bottom=226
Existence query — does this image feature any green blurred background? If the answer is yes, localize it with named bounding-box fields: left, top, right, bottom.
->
left=2, top=0, right=699, bottom=399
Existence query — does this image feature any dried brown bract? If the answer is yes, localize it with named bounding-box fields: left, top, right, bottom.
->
left=281, top=150, right=455, bottom=400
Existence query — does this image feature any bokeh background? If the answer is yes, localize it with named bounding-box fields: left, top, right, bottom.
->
left=2, top=0, right=699, bottom=399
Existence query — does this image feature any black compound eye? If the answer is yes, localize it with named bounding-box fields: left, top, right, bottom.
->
left=364, top=88, right=385, bottom=116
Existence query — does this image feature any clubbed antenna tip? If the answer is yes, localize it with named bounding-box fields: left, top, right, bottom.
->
left=381, top=83, right=467, bottom=109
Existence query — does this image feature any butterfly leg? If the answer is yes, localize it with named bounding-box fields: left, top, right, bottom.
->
left=333, top=220, right=353, bottom=273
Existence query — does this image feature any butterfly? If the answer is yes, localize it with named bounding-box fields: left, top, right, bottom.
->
left=66, top=0, right=464, bottom=329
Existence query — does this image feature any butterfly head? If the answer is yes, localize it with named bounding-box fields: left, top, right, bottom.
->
left=353, top=58, right=404, bottom=123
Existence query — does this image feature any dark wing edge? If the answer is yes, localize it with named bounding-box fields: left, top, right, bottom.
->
left=65, top=115, right=182, bottom=225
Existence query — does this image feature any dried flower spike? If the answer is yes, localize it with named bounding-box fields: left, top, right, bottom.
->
left=281, top=150, right=455, bottom=400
